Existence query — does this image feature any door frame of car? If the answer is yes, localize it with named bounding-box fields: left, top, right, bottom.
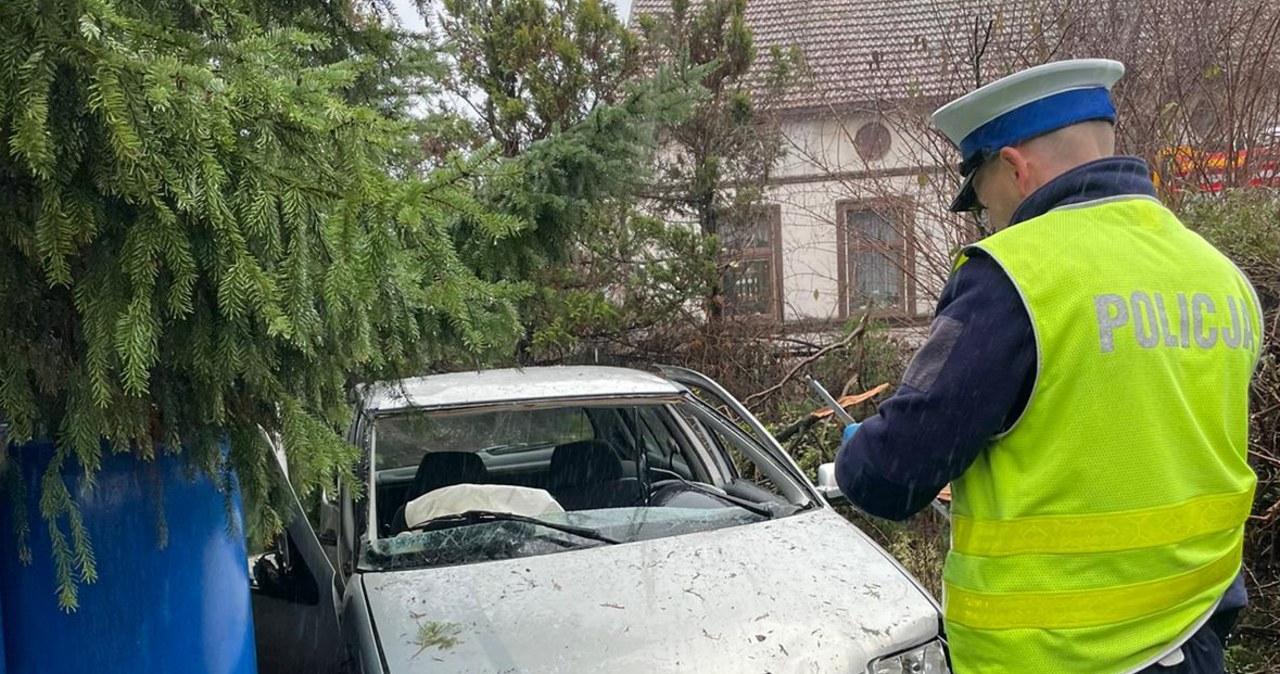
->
left=656, top=365, right=826, bottom=506
left=249, top=436, right=346, bottom=674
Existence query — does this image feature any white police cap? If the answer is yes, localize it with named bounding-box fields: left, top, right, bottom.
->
left=932, top=59, right=1126, bottom=212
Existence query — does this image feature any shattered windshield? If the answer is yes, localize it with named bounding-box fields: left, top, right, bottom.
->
left=361, top=508, right=765, bottom=571
left=360, top=401, right=807, bottom=570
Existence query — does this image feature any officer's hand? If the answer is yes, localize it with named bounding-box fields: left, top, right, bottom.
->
left=841, top=422, right=861, bottom=446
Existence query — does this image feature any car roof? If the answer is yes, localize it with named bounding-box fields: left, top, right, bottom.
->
left=361, top=366, right=685, bottom=412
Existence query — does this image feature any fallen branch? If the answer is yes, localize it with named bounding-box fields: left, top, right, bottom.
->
left=809, top=384, right=893, bottom=420
left=742, top=312, right=870, bottom=409
left=773, top=414, right=819, bottom=443
left=774, top=383, right=891, bottom=442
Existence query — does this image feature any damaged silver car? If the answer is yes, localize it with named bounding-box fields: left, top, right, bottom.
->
left=251, top=366, right=949, bottom=673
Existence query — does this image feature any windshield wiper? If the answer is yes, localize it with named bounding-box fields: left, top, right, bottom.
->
left=407, top=510, right=623, bottom=545
left=650, top=469, right=782, bottom=519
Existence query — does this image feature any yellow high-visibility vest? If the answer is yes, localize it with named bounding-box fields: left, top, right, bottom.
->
left=946, top=195, right=1260, bottom=673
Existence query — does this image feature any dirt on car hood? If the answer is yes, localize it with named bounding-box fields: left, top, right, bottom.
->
left=363, top=509, right=940, bottom=673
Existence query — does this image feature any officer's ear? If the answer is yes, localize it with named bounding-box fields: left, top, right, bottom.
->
left=998, top=146, right=1036, bottom=198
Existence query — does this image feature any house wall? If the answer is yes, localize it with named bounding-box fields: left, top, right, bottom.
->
left=772, top=113, right=924, bottom=181
left=764, top=113, right=958, bottom=325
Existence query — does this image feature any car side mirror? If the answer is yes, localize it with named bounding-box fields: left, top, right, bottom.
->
left=816, top=462, right=849, bottom=506
left=251, top=550, right=293, bottom=599
left=250, top=536, right=320, bottom=605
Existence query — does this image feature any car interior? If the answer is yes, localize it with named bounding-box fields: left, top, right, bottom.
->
left=371, top=403, right=788, bottom=537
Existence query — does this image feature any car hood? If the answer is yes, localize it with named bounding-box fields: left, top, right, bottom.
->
left=363, top=509, right=940, bottom=673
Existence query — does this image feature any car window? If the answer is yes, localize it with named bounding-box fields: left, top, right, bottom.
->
left=670, top=403, right=788, bottom=500
left=634, top=405, right=697, bottom=480
left=375, top=407, right=593, bottom=470
left=361, top=400, right=807, bottom=572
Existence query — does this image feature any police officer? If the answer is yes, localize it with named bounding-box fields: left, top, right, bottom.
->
left=834, top=59, right=1261, bottom=674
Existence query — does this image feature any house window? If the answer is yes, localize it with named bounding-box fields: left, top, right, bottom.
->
left=854, top=122, right=892, bottom=161
left=721, top=204, right=783, bottom=319
left=837, top=201, right=914, bottom=317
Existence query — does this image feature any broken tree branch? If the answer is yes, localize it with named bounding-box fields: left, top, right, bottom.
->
left=774, top=382, right=892, bottom=442
left=742, top=312, right=871, bottom=409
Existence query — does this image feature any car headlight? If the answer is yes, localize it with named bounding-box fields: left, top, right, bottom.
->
left=867, top=639, right=950, bottom=674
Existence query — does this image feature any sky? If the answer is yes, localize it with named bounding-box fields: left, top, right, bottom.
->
left=390, top=0, right=429, bottom=32
left=390, top=0, right=633, bottom=33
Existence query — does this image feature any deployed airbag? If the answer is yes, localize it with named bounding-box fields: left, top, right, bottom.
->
left=403, top=484, right=564, bottom=529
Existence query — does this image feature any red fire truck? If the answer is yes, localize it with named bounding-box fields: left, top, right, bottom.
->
left=1154, top=131, right=1280, bottom=193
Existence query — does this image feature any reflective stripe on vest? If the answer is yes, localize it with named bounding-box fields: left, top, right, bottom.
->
left=952, top=487, right=1253, bottom=557
left=943, top=195, right=1259, bottom=674
left=946, top=539, right=1243, bottom=630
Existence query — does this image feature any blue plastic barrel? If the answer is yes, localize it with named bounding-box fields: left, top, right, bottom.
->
left=0, top=441, right=257, bottom=674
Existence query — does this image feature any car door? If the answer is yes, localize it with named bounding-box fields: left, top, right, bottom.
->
left=656, top=365, right=820, bottom=498
left=250, top=439, right=345, bottom=674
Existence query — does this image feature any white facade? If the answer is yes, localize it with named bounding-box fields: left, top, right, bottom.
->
left=761, top=112, right=959, bottom=325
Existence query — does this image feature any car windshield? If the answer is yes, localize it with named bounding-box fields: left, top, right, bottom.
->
left=360, top=400, right=809, bottom=571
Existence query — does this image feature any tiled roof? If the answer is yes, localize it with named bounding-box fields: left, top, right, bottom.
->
left=630, top=0, right=1052, bottom=112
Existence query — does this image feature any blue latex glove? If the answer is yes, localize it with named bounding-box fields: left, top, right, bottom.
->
left=841, top=421, right=861, bottom=445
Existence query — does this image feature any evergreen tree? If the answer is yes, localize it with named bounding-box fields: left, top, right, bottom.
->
left=433, top=0, right=640, bottom=157
left=423, top=0, right=795, bottom=362
left=633, top=0, right=793, bottom=321
left=0, top=0, right=527, bottom=609
left=512, top=0, right=799, bottom=363
left=423, top=0, right=705, bottom=363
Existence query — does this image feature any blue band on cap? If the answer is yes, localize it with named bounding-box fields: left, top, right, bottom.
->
left=958, top=87, right=1117, bottom=163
